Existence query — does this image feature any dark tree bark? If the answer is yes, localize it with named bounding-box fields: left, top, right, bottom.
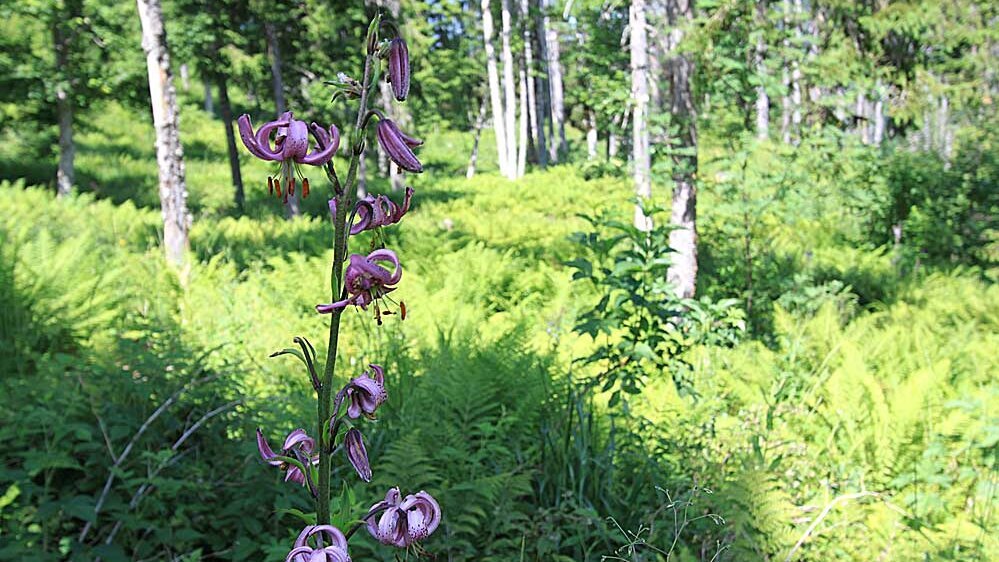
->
left=136, top=0, right=190, bottom=266
left=216, top=73, right=244, bottom=212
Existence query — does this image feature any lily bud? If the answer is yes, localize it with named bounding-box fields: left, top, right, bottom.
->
left=376, top=119, right=423, bottom=173
left=345, top=428, right=372, bottom=482
left=387, top=38, right=410, bottom=101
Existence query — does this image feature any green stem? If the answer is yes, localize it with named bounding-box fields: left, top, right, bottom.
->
left=316, top=50, right=377, bottom=528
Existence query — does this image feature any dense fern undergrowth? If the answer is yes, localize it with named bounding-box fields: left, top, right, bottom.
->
left=1, top=102, right=996, bottom=561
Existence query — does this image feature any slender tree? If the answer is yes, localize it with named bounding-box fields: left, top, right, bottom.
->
left=630, top=0, right=652, bottom=231
left=542, top=0, right=566, bottom=161
left=52, top=0, right=82, bottom=198
left=754, top=0, right=770, bottom=140
left=520, top=0, right=545, bottom=167
left=136, top=0, right=190, bottom=266
left=482, top=0, right=511, bottom=177
left=664, top=0, right=698, bottom=298
left=501, top=0, right=519, bottom=177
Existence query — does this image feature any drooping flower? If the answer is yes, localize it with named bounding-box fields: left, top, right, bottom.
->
left=257, top=428, right=320, bottom=486
left=366, top=487, right=442, bottom=547
left=315, top=250, right=402, bottom=313
left=387, top=38, right=410, bottom=102
left=376, top=119, right=423, bottom=173
left=286, top=525, right=351, bottom=562
left=328, top=187, right=414, bottom=235
left=344, top=428, right=372, bottom=482
left=343, top=364, right=387, bottom=419
left=237, top=111, right=340, bottom=200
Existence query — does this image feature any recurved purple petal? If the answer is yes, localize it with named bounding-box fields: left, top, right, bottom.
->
left=367, top=249, right=402, bottom=284
left=254, top=119, right=289, bottom=160
left=236, top=115, right=274, bottom=160
left=376, top=120, right=423, bottom=173
left=285, top=465, right=306, bottom=485
left=345, top=428, right=372, bottom=482
left=301, top=124, right=340, bottom=165
left=256, top=428, right=282, bottom=466
left=283, top=429, right=315, bottom=454
left=388, top=38, right=410, bottom=101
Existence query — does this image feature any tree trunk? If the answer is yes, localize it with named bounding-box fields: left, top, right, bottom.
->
left=542, top=0, right=566, bottom=161
left=501, top=0, right=519, bottom=178
left=217, top=73, right=244, bottom=212
left=136, top=0, right=190, bottom=267
left=265, top=21, right=299, bottom=215
left=630, top=0, right=652, bottom=231
left=179, top=63, right=190, bottom=91
left=517, top=62, right=529, bottom=177
left=754, top=0, right=770, bottom=140
left=665, top=0, right=698, bottom=299
left=467, top=97, right=488, bottom=179
left=872, top=81, right=885, bottom=146
left=532, top=0, right=550, bottom=167
left=482, top=0, right=510, bottom=177
left=52, top=5, right=78, bottom=198
left=521, top=0, right=544, bottom=168
left=203, top=80, right=214, bottom=114
left=586, top=107, right=598, bottom=159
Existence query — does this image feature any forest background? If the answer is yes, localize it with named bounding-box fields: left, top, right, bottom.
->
left=1, top=0, right=997, bottom=560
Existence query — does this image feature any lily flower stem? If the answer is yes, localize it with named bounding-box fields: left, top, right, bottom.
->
left=317, top=50, right=377, bottom=528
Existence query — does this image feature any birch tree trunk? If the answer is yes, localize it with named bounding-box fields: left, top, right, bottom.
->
left=531, top=0, right=550, bottom=167
left=501, top=0, right=519, bottom=178
left=482, top=0, right=510, bottom=177
left=517, top=63, right=529, bottom=177
left=520, top=0, right=543, bottom=168
left=754, top=0, right=770, bottom=140
left=52, top=4, right=78, bottom=198
left=542, top=0, right=566, bottom=161
left=630, top=0, right=652, bottom=231
left=136, top=0, right=189, bottom=267
left=217, top=73, right=244, bottom=212
left=467, top=97, right=488, bottom=179
left=586, top=107, right=598, bottom=159
left=665, top=0, right=698, bottom=299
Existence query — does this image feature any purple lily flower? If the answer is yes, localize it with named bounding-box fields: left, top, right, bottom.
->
left=387, top=38, right=410, bottom=101
left=257, top=428, right=320, bottom=486
left=286, top=525, right=351, bottom=562
left=329, top=187, right=414, bottom=235
left=376, top=119, right=423, bottom=173
left=366, top=487, right=442, bottom=547
left=237, top=111, right=340, bottom=200
left=315, top=250, right=402, bottom=314
left=344, top=364, right=387, bottom=419
left=344, top=428, right=372, bottom=482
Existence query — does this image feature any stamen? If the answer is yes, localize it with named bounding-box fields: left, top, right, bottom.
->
left=289, top=177, right=296, bottom=196
left=268, top=176, right=274, bottom=196
left=400, top=301, right=407, bottom=320
left=302, top=178, right=310, bottom=198
left=275, top=178, right=283, bottom=197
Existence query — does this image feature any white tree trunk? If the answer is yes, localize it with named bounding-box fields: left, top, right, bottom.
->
left=482, top=0, right=510, bottom=177
left=520, top=0, right=544, bottom=167
left=53, top=13, right=75, bottom=198
left=517, top=64, right=529, bottom=177
left=586, top=107, right=598, bottom=159
left=467, top=98, right=488, bottom=179
left=136, top=0, right=189, bottom=267
left=630, top=0, right=652, bottom=231
left=542, top=0, right=566, bottom=161
left=872, top=80, right=885, bottom=146
left=665, top=0, right=698, bottom=299
left=500, top=0, right=519, bottom=178
left=179, top=63, right=190, bottom=91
